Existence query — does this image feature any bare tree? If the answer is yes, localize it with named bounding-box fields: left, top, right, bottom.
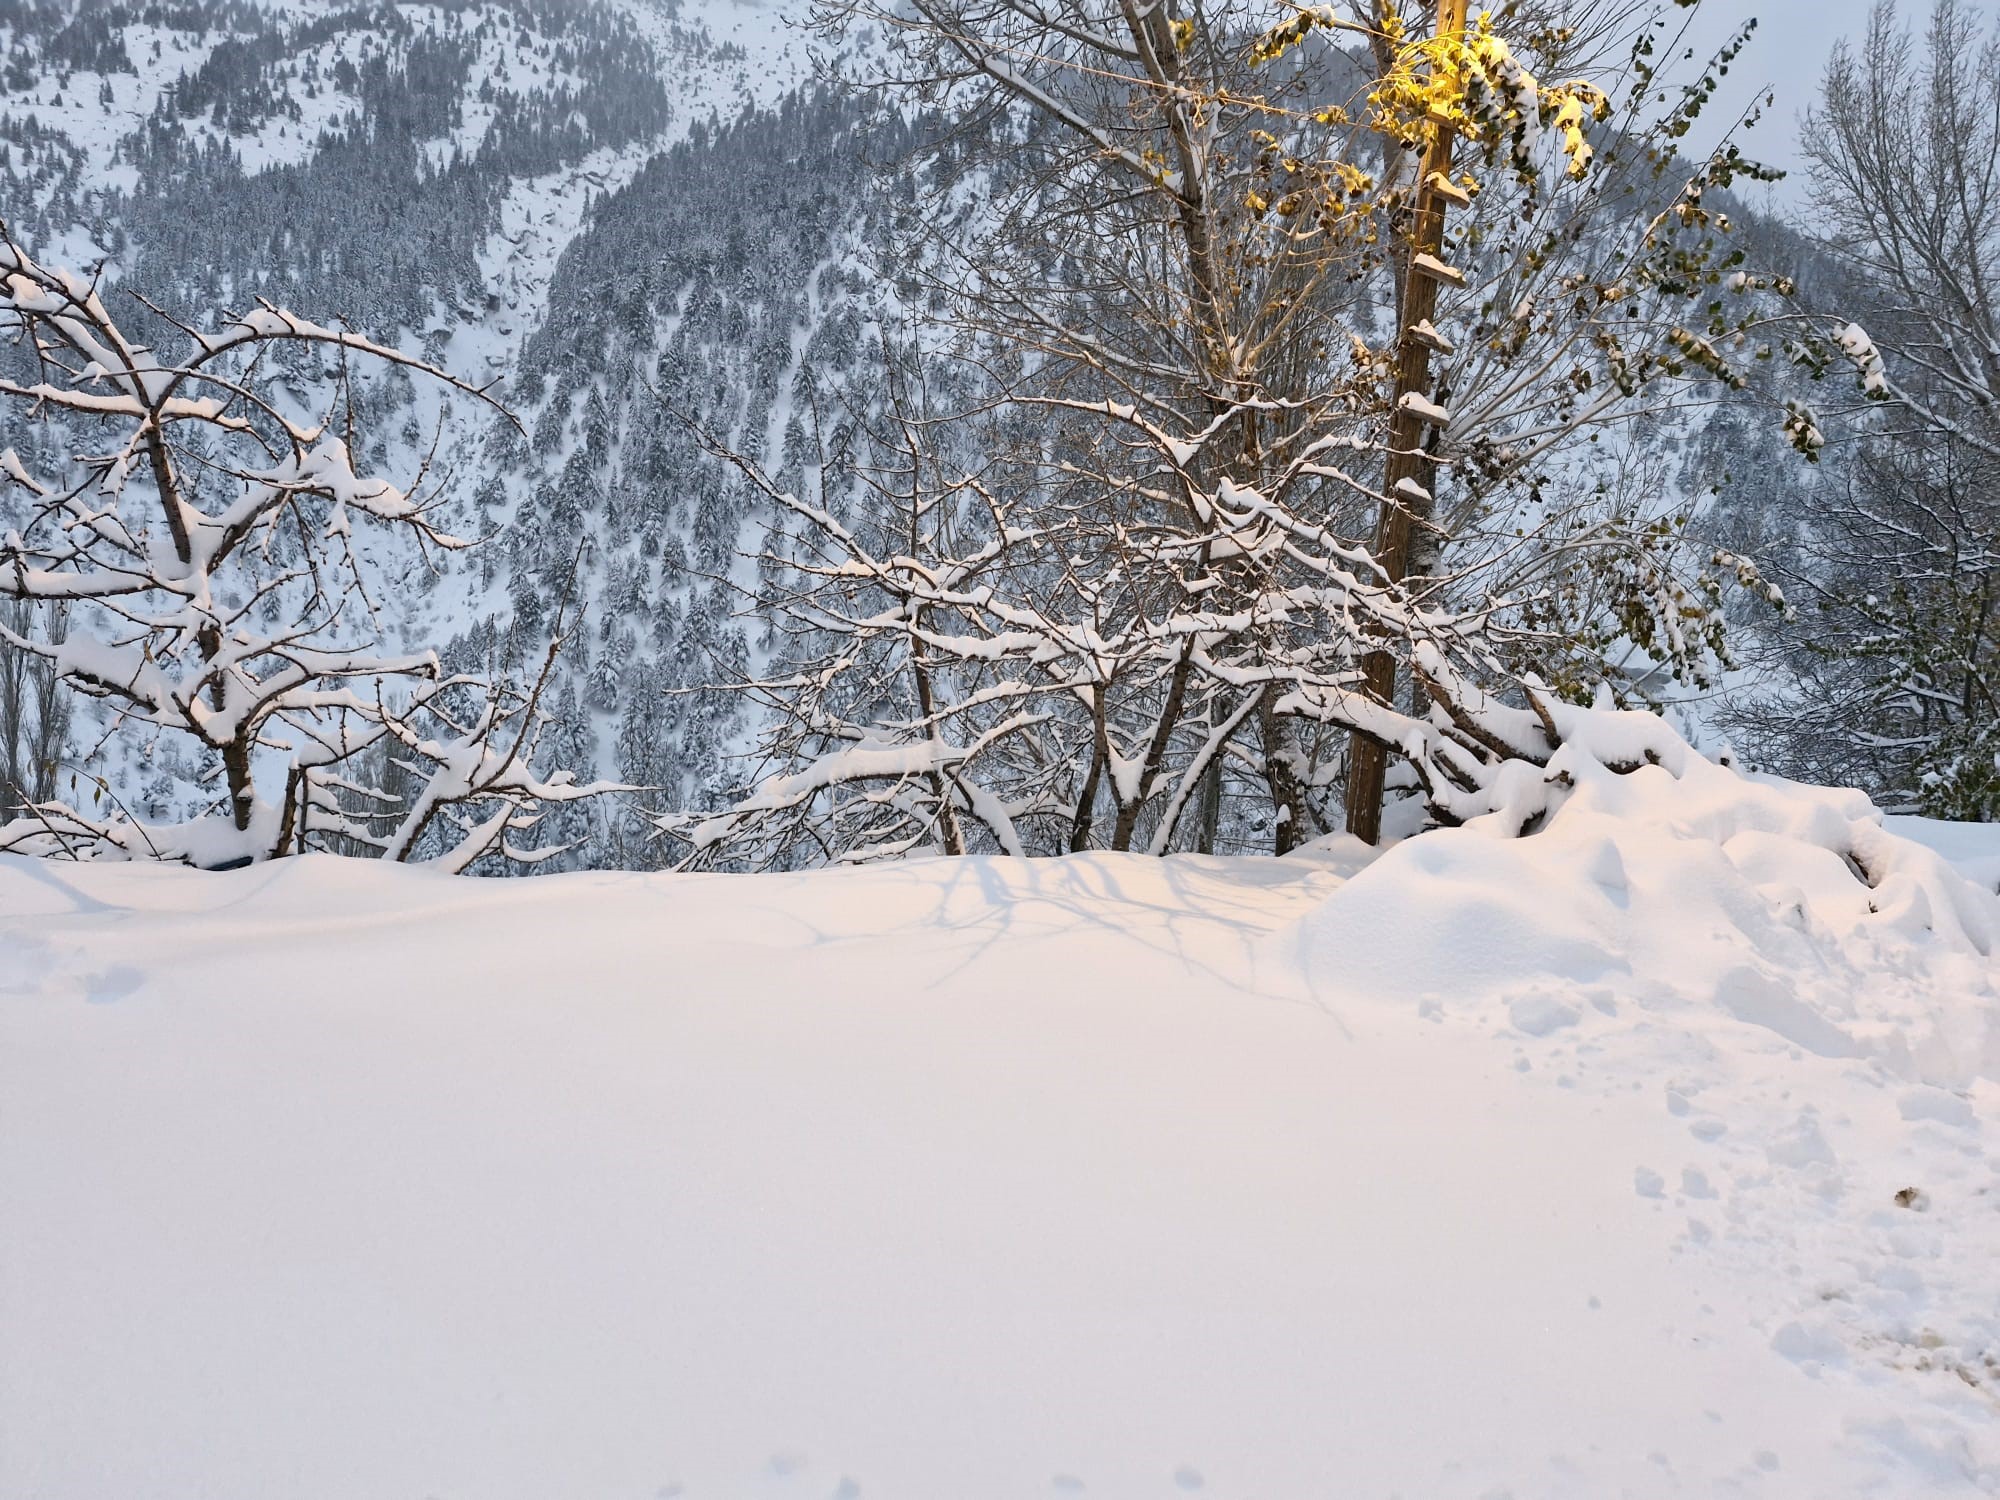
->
left=1757, top=0, right=2000, bottom=815
left=0, top=227, right=613, bottom=867
left=1791, top=0, right=2000, bottom=464
left=676, top=0, right=1794, bottom=864
left=671, top=339, right=1774, bottom=864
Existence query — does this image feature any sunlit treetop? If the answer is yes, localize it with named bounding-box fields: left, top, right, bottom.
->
left=1252, top=6, right=1611, bottom=185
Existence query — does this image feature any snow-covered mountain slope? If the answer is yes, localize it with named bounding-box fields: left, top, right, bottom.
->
left=4, top=771, right=1997, bottom=1497
left=0, top=0, right=818, bottom=422
left=0, top=0, right=857, bottom=853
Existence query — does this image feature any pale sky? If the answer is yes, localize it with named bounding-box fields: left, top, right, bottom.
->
left=1679, top=0, right=1899, bottom=190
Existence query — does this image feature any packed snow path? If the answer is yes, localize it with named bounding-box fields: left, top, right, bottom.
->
left=2, top=823, right=1997, bottom=1497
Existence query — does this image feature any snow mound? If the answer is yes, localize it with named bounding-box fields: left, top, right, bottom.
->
left=1294, top=713, right=2000, bottom=1087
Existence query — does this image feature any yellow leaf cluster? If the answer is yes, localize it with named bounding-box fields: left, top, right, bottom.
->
left=1255, top=7, right=1611, bottom=183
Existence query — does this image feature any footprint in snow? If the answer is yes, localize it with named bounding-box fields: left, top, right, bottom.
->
left=84, top=964, right=144, bottom=1004
left=1771, top=1319, right=1847, bottom=1370
left=1508, top=993, right=1580, bottom=1037
left=0, top=934, right=55, bottom=997
left=1897, top=1088, right=1976, bottom=1130
left=1172, top=1465, right=1204, bottom=1491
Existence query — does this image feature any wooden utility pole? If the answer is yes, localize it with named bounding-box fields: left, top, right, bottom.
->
left=1342, top=0, right=1469, bottom=845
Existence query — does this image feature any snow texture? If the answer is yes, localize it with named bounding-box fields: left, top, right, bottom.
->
left=3, top=768, right=1999, bottom=1497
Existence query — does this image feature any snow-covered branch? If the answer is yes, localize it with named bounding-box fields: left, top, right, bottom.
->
left=0, top=227, right=612, bottom=868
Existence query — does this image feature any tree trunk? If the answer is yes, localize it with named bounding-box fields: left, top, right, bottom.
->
left=1258, top=686, right=1311, bottom=855
left=1343, top=0, right=1467, bottom=845
left=1195, top=753, right=1222, bottom=854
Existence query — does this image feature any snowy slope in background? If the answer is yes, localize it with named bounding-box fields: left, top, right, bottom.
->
left=1, top=0, right=813, bottom=395
left=4, top=781, right=1997, bottom=1497
left=0, top=0, right=837, bottom=839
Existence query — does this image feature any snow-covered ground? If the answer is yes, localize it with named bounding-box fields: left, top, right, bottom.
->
left=4, top=757, right=1998, bottom=1498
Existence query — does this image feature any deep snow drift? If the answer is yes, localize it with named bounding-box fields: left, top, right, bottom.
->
left=3, top=756, right=1998, bottom=1499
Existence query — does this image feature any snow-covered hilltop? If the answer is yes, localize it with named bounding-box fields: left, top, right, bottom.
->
left=4, top=762, right=1997, bottom=1496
